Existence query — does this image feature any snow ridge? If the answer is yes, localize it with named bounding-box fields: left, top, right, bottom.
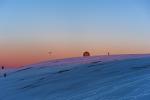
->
left=1, top=54, right=150, bottom=100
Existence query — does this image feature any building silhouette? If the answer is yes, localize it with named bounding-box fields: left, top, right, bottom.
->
left=83, top=51, right=90, bottom=57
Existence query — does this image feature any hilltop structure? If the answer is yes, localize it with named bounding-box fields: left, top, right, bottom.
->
left=83, top=51, right=90, bottom=57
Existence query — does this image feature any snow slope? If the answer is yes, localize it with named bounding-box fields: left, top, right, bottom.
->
left=1, top=54, right=150, bottom=100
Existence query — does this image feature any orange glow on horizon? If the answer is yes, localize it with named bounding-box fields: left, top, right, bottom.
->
left=1, top=48, right=150, bottom=67
left=1, top=40, right=150, bottom=67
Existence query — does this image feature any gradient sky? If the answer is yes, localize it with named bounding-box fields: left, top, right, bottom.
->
left=0, top=0, right=150, bottom=67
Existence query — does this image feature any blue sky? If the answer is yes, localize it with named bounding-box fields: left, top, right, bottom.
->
left=0, top=0, right=150, bottom=66
left=1, top=0, right=150, bottom=39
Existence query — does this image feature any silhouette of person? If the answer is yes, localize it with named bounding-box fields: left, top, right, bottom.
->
left=3, top=73, right=6, bottom=77
left=2, top=66, right=4, bottom=70
left=1, top=66, right=6, bottom=78
left=108, top=52, right=110, bottom=56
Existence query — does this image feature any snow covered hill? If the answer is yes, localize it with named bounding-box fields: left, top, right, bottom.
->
left=1, top=54, right=150, bottom=100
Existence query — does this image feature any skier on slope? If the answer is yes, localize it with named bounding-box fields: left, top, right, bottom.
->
left=1, top=66, right=6, bottom=78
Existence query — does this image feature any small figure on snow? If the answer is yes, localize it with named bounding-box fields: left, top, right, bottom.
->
left=3, top=73, right=6, bottom=77
left=2, top=66, right=4, bottom=70
left=1, top=66, right=6, bottom=78
left=108, top=52, right=110, bottom=56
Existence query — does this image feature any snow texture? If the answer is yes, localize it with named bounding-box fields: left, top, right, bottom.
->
left=1, top=54, right=150, bottom=100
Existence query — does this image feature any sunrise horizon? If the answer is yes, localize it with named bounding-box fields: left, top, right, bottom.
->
left=1, top=0, right=150, bottom=67
left=1, top=1, right=150, bottom=100
left=3, top=52, right=150, bottom=67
